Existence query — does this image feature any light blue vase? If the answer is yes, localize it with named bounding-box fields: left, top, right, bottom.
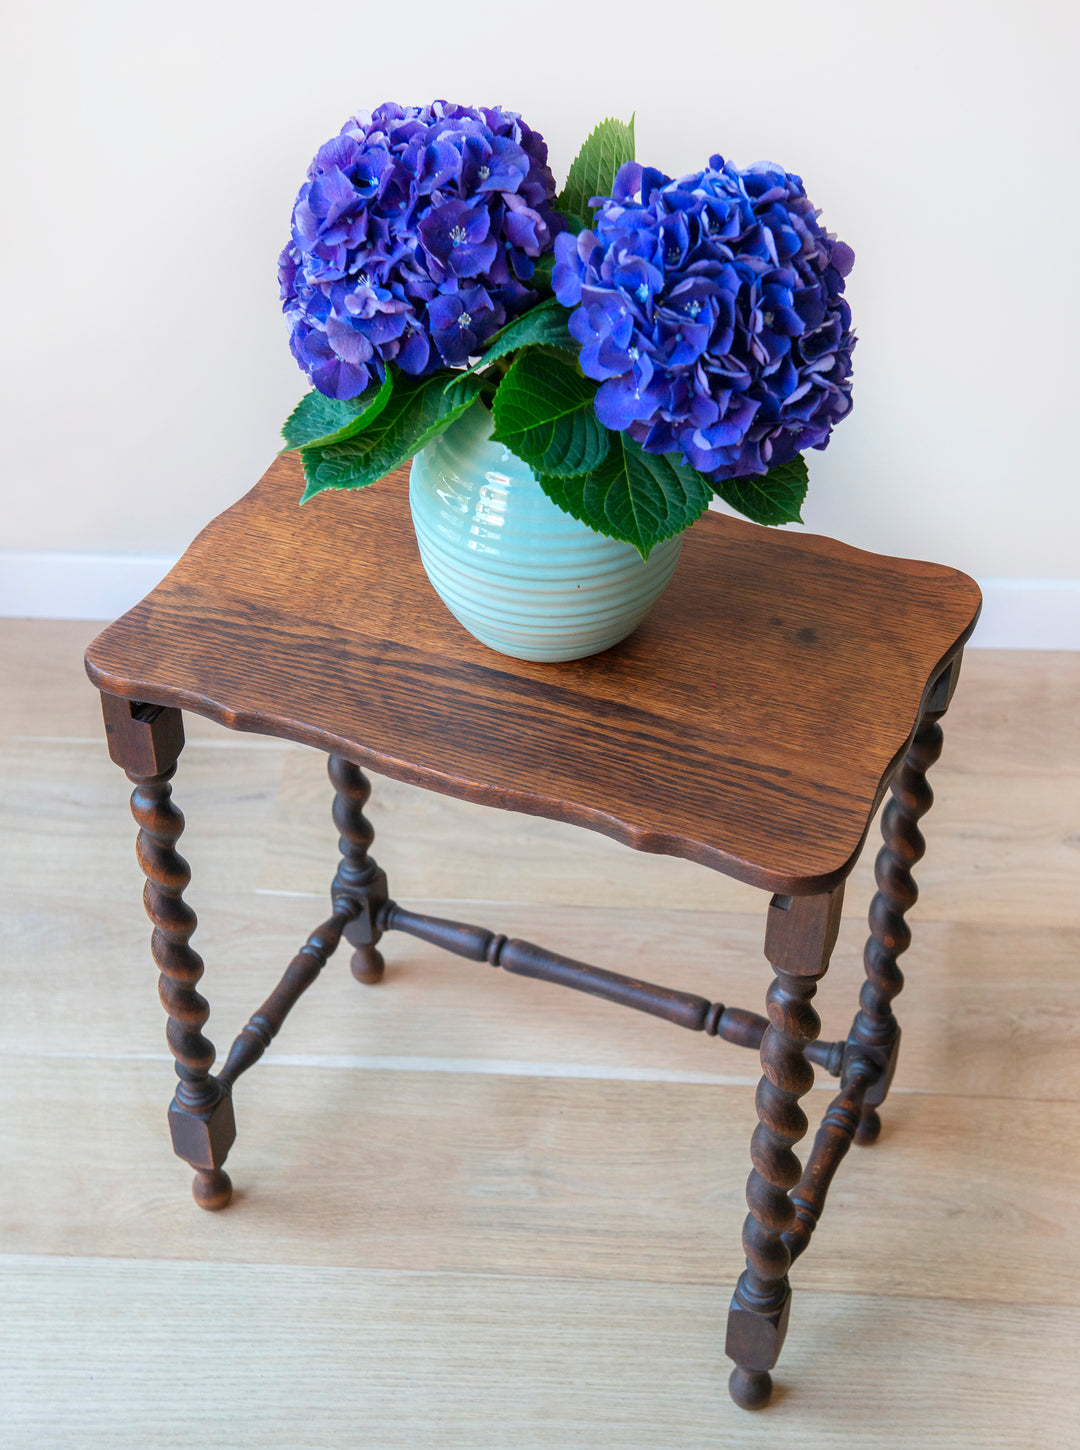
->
left=409, top=405, right=683, bottom=663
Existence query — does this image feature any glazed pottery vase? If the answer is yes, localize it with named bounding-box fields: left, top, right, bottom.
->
left=409, top=405, right=683, bottom=663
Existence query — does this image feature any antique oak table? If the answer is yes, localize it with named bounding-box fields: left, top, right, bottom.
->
left=85, top=453, right=981, bottom=1410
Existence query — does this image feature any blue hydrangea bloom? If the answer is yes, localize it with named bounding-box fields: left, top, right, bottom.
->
left=281, top=101, right=564, bottom=399
left=553, top=158, right=855, bottom=481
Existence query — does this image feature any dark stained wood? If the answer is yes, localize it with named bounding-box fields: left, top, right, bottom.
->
left=218, top=910, right=355, bottom=1087
left=108, top=703, right=236, bottom=1211
left=85, top=454, right=982, bottom=1407
left=783, top=1052, right=879, bottom=1263
left=381, top=903, right=510, bottom=964
left=725, top=888, right=843, bottom=1410
left=100, top=692, right=184, bottom=778
left=763, top=884, right=845, bottom=977
left=84, top=455, right=982, bottom=896
left=381, top=901, right=846, bottom=1070
left=329, top=756, right=389, bottom=983
left=846, top=677, right=951, bottom=1144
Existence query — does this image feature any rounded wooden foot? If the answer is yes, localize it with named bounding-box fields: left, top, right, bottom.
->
left=854, top=1107, right=882, bottom=1145
left=192, top=1168, right=233, bottom=1210
left=729, top=1367, right=772, bottom=1410
left=350, top=945, right=385, bottom=984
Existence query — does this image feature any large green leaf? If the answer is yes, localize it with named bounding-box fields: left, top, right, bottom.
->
left=281, top=370, right=394, bottom=452
left=537, top=435, right=712, bottom=559
left=453, top=297, right=578, bottom=385
left=528, top=253, right=558, bottom=293
left=299, top=373, right=481, bottom=502
left=712, top=454, right=809, bottom=526
left=555, top=116, right=636, bottom=223
left=491, top=352, right=609, bottom=478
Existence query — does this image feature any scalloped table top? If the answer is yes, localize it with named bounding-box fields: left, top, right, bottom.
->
left=85, top=454, right=981, bottom=896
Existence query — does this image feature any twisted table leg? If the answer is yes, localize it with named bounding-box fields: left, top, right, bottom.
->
left=101, top=694, right=235, bottom=1209
left=726, top=887, right=844, bottom=1410
left=847, top=663, right=956, bottom=1145
left=329, top=755, right=389, bottom=984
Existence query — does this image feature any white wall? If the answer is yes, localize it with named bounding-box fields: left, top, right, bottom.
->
left=2, top=1, right=1078, bottom=618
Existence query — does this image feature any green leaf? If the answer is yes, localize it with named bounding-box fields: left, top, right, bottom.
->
left=537, top=435, right=712, bottom=559
left=453, top=298, right=578, bottom=386
left=528, top=253, right=558, bottom=292
left=555, top=115, right=636, bottom=223
left=280, top=370, right=393, bottom=452
left=299, top=373, right=481, bottom=502
left=711, top=453, right=809, bottom=526
left=547, top=212, right=588, bottom=242
left=491, top=352, right=609, bottom=478
left=522, top=250, right=576, bottom=295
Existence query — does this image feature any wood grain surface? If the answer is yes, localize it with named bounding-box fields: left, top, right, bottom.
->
left=7, top=1258, right=1078, bottom=1450
left=5, top=1058, right=1078, bottom=1304
left=83, top=457, right=981, bottom=893
left=3, top=624, right=1079, bottom=1447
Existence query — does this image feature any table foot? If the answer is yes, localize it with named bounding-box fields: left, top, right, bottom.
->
left=192, top=1168, right=233, bottom=1211
left=350, top=944, right=385, bottom=984
left=728, top=1367, right=773, bottom=1410
left=854, top=1107, right=882, bottom=1145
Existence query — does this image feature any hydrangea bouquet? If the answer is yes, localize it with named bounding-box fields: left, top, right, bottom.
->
left=279, top=103, right=855, bottom=558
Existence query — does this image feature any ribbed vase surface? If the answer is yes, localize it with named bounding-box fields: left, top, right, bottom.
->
left=409, top=405, right=683, bottom=663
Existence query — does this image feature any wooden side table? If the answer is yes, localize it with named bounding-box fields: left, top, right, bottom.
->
left=84, top=454, right=981, bottom=1409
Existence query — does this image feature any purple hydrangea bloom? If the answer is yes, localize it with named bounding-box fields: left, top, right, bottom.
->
left=280, top=101, right=565, bottom=399
left=553, top=158, right=856, bottom=481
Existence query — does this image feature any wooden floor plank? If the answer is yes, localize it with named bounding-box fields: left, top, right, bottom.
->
left=938, top=648, right=1080, bottom=776
left=260, top=747, right=765, bottom=913
left=3, top=621, right=1079, bottom=1441
left=2, top=1256, right=1076, bottom=1450
left=0, top=737, right=291, bottom=902
left=259, top=740, right=1080, bottom=926
left=2, top=1059, right=1077, bottom=1306
left=0, top=618, right=238, bottom=744
left=5, top=689, right=1077, bottom=941
left=844, top=770, right=1080, bottom=928
left=4, top=886, right=1079, bottom=1102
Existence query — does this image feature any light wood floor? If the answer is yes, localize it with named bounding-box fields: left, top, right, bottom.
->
left=1, top=621, right=1078, bottom=1449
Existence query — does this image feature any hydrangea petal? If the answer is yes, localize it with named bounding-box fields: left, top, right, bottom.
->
left=281, top=100, right=566, bottom=397
left=558, top=152, right=856, bottom=481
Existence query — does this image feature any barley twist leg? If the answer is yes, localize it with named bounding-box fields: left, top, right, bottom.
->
left=100, top=695, right=236, bottom=1210
left=130, top=766, right=236, bottom=1208
left=329, top=755, right=389, bottom=984
left=848, top=664, right=956, bottom=1144
left=726, top=888, right=843, bottom=1409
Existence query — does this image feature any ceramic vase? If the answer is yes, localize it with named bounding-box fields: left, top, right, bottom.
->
left=409, top=405, right=682, bottom=663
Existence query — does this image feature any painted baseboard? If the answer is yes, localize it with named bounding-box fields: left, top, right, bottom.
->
left=1, top=551, right=1078, bottom=649
left=0, top=552, right=179, bottom=624
left=973, top=578, right=1080, bottom=650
